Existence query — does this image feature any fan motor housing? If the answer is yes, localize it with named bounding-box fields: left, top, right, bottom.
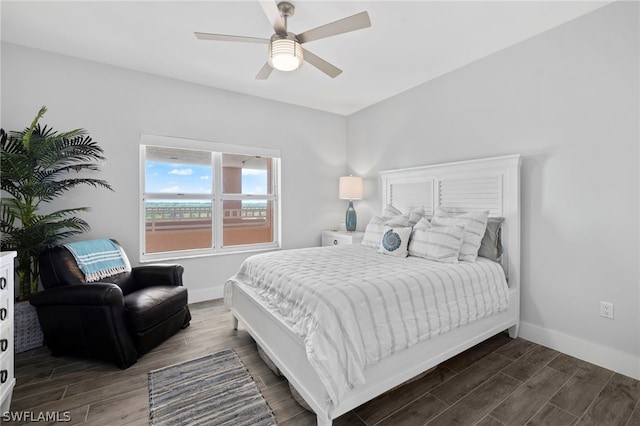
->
left=268, top=33, right=303, bottom=71
left=277, top=2, right=295, bottom=18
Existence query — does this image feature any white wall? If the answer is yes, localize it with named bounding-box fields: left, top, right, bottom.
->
left=1, top=43, right=348, bottom=302
left=347, top=2, right=639, bottom=379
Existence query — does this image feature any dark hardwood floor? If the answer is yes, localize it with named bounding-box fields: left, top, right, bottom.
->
left=8, top=300, right=640, bottom=425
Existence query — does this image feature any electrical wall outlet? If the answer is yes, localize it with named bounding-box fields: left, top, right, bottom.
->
left=600, top=301, right=614, bottom=319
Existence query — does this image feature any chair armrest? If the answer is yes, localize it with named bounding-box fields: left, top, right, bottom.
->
left=131, top=264, right=184, bottom=288
left=30, top=283, right=124, bottom=307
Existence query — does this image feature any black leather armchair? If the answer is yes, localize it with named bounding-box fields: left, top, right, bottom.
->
left=31, top=240, right=191, bottom=368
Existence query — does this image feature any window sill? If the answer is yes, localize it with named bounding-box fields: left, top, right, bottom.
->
left=139, top=244, right=280, bottom=263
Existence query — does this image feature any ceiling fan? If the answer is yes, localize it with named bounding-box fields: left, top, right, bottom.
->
left=195, top=1, right=371, bottom=79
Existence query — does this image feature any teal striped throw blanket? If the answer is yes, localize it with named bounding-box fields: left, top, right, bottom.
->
left=64, top=239, right=130, bottom=282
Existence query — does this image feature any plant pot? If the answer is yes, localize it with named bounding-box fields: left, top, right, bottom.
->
left=14, top=301, right=43, bottom=353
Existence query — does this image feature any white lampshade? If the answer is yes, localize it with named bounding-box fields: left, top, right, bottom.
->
left=339, top=176, right=363, bottom=200
left=269, top=39, right=303, bottom=71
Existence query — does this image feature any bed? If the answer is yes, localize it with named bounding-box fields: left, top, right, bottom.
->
left=225, top=154, right=521, bottom=425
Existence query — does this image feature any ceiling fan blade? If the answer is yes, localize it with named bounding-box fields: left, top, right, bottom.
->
left=297, top=11, right=371, bottom=44
left=195, top=32, right=270, bottom=44
left=302, top=49, right=342, bottom=78
left=259, top=1, right=286, bottom=36
left=255, top=62, right=274, bottom=80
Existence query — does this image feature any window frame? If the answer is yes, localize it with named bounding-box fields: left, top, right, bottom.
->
left=139, top=134, right=281, bottom=262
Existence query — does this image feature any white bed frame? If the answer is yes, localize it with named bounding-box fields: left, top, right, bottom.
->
left=229, top=154, right=521, bottom=425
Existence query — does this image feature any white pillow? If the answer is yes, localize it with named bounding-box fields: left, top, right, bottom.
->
left=385, top=215, right=411, bottom=227
left=408, top=223, right=465, bottom=263
left=378, top=226, right=412, bottom=257
left=406, top=207, right=426, bottom=226
left=385, top=207, right=426, bottom=227
left=413, top=216, right=431, bottom=231
left=362, top=206, right=427, bottom=249
left=382, top=204, right=403, bottom=217
left=431, top=208, right=489, bottom=262
left=362, top=216, right=387, bottom=248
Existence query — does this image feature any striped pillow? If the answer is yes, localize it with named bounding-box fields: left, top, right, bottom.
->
left=408, top=222, right=465, bottom=263
left=413, top=216, right=431, bottom=231
left=362, top=216, right=388, bottom=248
left=385, top=207, right=426, bottom=227
left=431, top=208, right=489, bottom=262
left=405, top=207, right=426, bottom=227
left=385, top=215, right=412, bottom=227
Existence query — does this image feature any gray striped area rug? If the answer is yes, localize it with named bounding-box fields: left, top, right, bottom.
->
left=148, top=348, right=276, bottom=425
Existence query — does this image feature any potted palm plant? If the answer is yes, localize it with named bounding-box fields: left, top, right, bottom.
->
left=1, top=106, right=112, bottom=351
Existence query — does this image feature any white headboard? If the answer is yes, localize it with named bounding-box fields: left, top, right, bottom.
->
left=379, top=155, right=521, bottom=289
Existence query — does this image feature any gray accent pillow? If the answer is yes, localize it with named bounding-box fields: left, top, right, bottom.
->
left=478, top=217, right=504, bottom=261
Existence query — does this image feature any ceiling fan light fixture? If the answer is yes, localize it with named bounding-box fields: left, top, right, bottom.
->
left=268, top=38, right=303, bottom=71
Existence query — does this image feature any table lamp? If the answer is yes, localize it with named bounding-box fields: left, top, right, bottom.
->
left=339, top=176, right=363, bottom=232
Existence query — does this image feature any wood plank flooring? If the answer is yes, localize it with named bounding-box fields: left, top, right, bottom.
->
left=7, top=300, right=640, bottom=425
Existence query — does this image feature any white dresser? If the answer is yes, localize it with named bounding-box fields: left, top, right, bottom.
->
left=321, top=230, right=364, bottom=247
left=0, top=252, right=16, bottom=414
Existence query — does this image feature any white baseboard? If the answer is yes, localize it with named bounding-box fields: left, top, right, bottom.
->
left=188, top=286, right=224, bottom=304
left=519, top=321, right=640, bottom=380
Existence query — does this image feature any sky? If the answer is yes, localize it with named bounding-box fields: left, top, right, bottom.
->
left=145, top=161, right=268, bottom=195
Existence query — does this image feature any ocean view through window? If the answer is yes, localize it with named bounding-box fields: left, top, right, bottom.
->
left=140, top=135, right=280, bottom=261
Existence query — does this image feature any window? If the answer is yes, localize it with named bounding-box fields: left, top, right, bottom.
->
left=140, top=135, right=280, bottom=261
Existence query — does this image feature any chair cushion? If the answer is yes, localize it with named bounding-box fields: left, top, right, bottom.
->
left=123, top=286, right=188, bottom=332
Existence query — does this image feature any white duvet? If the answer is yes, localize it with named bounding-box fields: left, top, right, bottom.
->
left=225, top=244, right=509, bottom=411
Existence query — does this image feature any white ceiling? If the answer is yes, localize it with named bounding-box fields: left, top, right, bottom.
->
left=1, top=1, right=610, bottom=116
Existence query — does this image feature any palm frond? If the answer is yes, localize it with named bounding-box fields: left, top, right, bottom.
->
left=2, top=209, right=91, bottom=251
left=0, top=129, right=23, bottom=155
left=36, top=162, right=102, bottom=178
left=21, top=105, right=47, bottom=152
left=34, top=130, right=104, bottom=166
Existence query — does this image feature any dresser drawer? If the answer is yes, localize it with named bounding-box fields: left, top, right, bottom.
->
left=0, top=273, right=9, bottom=298
left=0, top=267, right=11, bottom=308
left=321, top=231, right=364, bottom=247
left=322, top=234, right=351, bottom=246
left=0, top=295, right=10, bottom=328
left=0, top=347, right=14, bottom=411
left=0, top=324, right=12, bottom=369
left=0, top=323, right=11, bottom=357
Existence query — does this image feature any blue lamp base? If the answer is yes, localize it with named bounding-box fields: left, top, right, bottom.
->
left=345, top=200, right=357, bottom=232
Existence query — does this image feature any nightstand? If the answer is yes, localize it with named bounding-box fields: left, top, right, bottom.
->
left=322, top=230, right=364, bottom=247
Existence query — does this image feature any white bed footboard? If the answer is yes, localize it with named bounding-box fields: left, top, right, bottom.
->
left=231, top=284, right=519, bottom=424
